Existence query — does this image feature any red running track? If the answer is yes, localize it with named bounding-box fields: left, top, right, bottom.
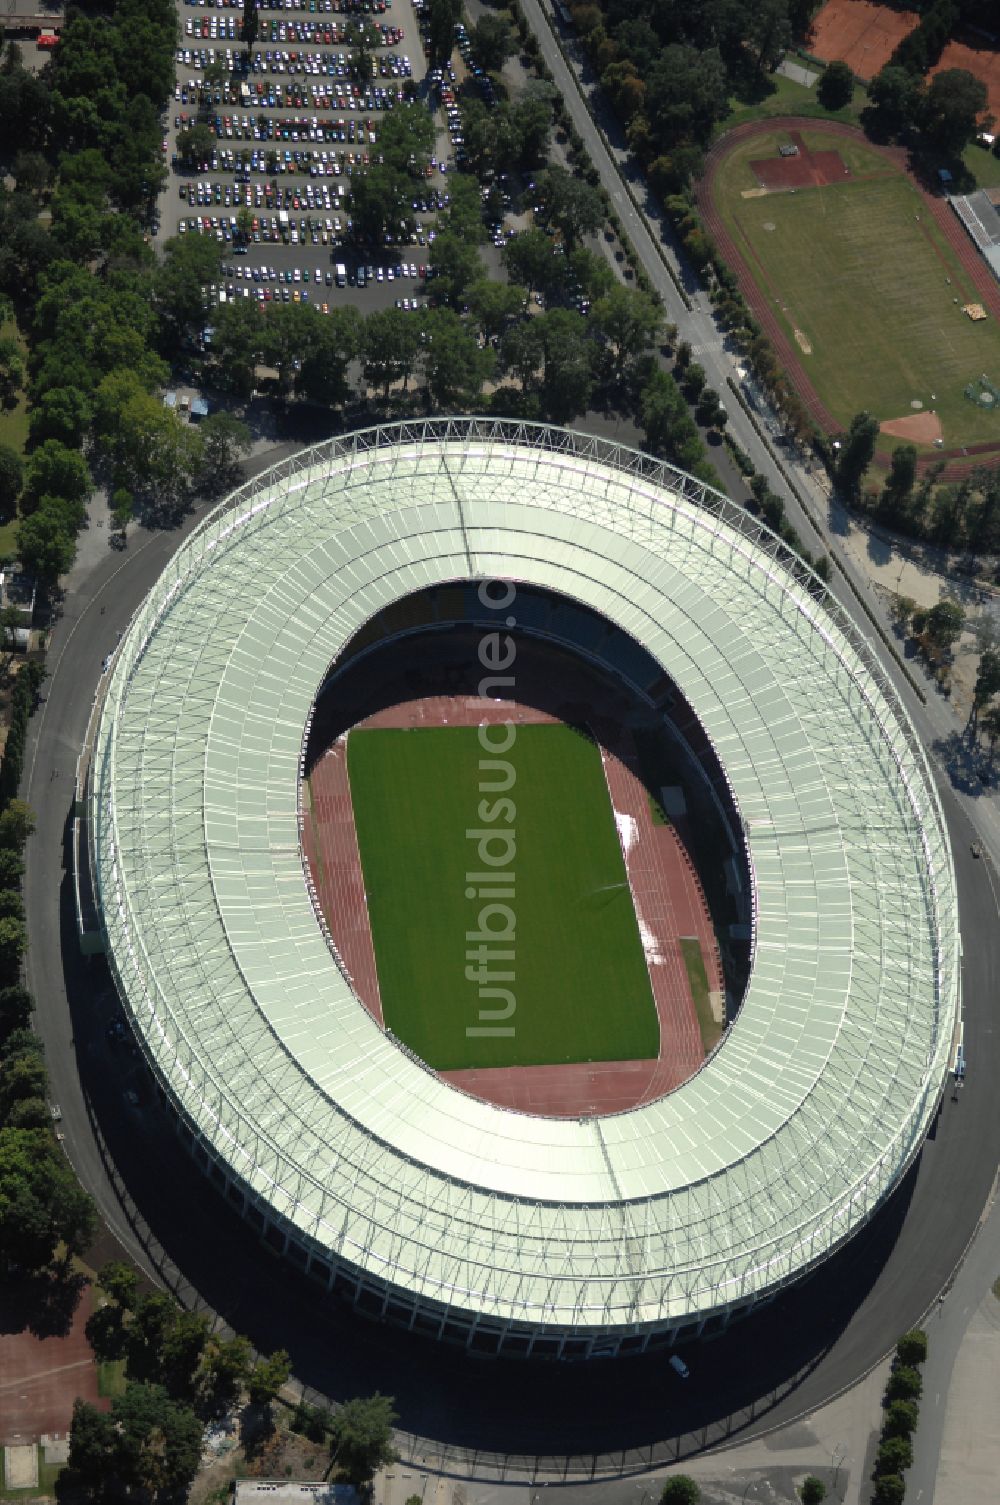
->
left=302, top=697, right=722, bottom=1117
left=696, top=117, right=1000, bottom=477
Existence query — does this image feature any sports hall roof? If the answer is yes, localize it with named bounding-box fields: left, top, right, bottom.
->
left=90, top=419, right=959, bottom=1332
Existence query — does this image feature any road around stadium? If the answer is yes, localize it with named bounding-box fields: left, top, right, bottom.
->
left=16, top=430, right=1000, bottom=1479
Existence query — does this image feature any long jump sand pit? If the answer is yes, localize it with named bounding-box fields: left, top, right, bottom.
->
left=808, top=0, right=919, bottom=80
left=881, top=410, right=944, bottom=445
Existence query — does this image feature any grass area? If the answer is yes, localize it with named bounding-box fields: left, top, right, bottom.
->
left=347, top=723, right=659, bottom=1071
left=0, top=322, right=28, bottom=456
left=679, top=937, right=722, bottom=1054
left=710, top=127, right=1000, bottom=447
left=97, top=1357, right=127, bottom=1398
left=720, top=70, right=863, bottom=133
left=0, top=1449, right=63, bottom=1500
left=648, top=791, right=670, bottom=826
left=963, top=142, right=1000, bottom=191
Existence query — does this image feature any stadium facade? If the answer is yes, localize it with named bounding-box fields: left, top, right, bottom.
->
left=85, top=419, right=960, bottom=1359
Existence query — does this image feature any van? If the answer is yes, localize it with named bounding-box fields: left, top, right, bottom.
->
left=335, top=262, right=346, bottom=287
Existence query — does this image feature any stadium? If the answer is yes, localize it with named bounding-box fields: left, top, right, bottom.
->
left=86, top=418, right=960, bottom=1360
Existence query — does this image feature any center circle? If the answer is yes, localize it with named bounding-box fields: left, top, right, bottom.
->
left=301, top=586, right=751, bottom=1118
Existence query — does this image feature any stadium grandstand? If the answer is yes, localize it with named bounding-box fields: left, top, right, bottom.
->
left=949, top=185, right=1000, bottom=283
left=84, top=419, right=960, bottom=1359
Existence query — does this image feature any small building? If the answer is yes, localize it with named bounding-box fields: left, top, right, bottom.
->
left=234, top=1484, right=359, bottom=1505
left=0, top=567, right=36, bottom=650
left=190, top=395, right=210, bottom=423
left=163, top=390, right=178, bottom=410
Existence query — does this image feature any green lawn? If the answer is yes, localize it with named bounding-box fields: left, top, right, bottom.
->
left=711, top=127, right=1000, bottom=447
left=346, top=723, right=659, bottom=1071
left=720, top=70, right=863, bottom=134
left=679, top=937, right=722, bottom=1054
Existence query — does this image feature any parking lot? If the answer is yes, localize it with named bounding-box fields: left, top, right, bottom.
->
left=158, top=0, right=453, bottom=315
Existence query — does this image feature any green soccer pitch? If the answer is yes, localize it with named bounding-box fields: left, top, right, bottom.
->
left=709, top=127, right=1000, bottom=448
left=346, top=723, right=659, bottom=1072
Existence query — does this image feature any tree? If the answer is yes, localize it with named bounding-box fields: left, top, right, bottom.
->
left=200, top=1332, right=252, bottom=1410
left=176, top=121, right=215, bottom=168
left=0, top=1044, right=46, bottom=1114
left=644, top=45, right=728, bottom=153
left=835, top=412, right=879, bottom=499
left=261, top=301, right=321, bottom=394
left=924, top=599, right=965, bottom=655
left=533, top=166, right=604, bottom=248
left=111, top=487, right=134, bottom=536
left=591, top=285, right=663, bottom=381
left=0, top=801, right=34, bottom=851
left=420, top=308, right=495, bottom=410
left=896, top=1329, right=928, bottom=1366
left=971, top=650, right=1000, bottom=725
left=329, top=1393, right=399, bottom=1487
left=248, top=1347, right=291, bottom=1406
left=537, top=308, right=594, bottom=422
left=876, top=1436, right=913, bottom=1474
left=502, top=229, right=555, bottom=302
left=0, top=335, right=24, bottom=410
left=0, top=445, right=22, bottom=523
left=471, top=15, right=515, bottom=74
left=211, top=299, right=265, bottom=399
left=922, top=68, right=990, bottom=156
left=375, top=102, right=437, bottom=176
left=867, top=65, right=923, bottom=138
left=112, top=1382, right=203, bottom=1497
left=126, top=1292, right=181, bottom=1383
left=362, top=308, right=421, bottom=398
left=500, top=318, right=544, bottom=391
left=27, top=386, right=92, bottom=449
left=0, top=1127, right=96, bottom=1270
left=161, top=1308, right=210, bottom=1399
left=885, top=1364, right=923, bottom=1402
left=85, top=1299, right=131, bottom=1363
left=428, top=231, right=482, bottom=309
left=660, top=1479, right=700, bottom=1505
left=297, top=307, right=363, bottom=408
left=242, top=0, right=259, bottom=55
left=640, top=368, right=705, bottom=473
left=818, top=61, right=854, bottom=112
left=197, top=412, right=251, bottom=492
left=156, top=234, right=223, bottom=344
left=981, top=703, right=1000, bottom=765
left=68, top=1397, right=118, bottom=1485
left=568, top=246, right=615, bottom=303
left=0, top=984, right=32, bottom=1042
left=883, top=1399, right=919, bottom=1438
left=426, top=0, right=461, bottom=66
left=467, top=281, right=526, bottom=342
left=21, top=439, right=91, bottom=514
left=16, top=502, right=77, bottom=581
left=879, top=444, right=918, bottom=524
left=872, top=1478, right=905, bottom=1505
left=800, top=1479, right=827, bottom=1505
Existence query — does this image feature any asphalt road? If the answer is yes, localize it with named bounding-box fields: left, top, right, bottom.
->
left=17, top=2, right=1000, bottom=1484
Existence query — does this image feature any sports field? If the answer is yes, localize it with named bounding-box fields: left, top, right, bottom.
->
left=709, top=127, right=1000, bottom=447
left=347, top=723, right=659, bottom=1072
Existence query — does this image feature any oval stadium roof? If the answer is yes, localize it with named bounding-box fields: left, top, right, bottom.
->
left=89, top=419, right=960, bottom=1338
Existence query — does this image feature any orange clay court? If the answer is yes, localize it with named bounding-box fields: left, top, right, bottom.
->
left=808, top=0, right=919, bottom=80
